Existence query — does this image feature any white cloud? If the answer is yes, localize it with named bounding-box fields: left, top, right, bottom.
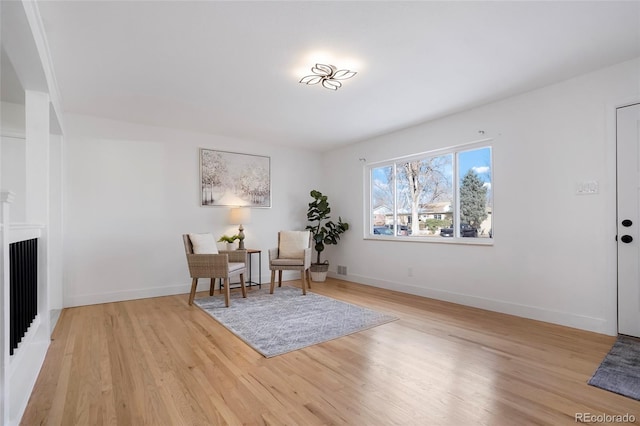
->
left=483, top=182, right=492, bottom=189
left=472, top=166, right=490, bottom=174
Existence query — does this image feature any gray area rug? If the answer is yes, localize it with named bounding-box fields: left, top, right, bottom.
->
left=194, top=286, right=398, bottom=357
left=588, top=335, right=640, bottom=400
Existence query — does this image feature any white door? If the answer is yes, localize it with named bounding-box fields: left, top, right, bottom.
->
left=618, top=103, right=640, bottom=337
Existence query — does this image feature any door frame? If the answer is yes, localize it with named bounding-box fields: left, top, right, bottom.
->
left=612, top=98, right=640, bottom=335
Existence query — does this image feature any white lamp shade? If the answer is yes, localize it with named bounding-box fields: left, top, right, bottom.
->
left=229, top=207, right=251, bottom=225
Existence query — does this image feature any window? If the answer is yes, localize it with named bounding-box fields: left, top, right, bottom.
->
left=367, top=143, right=492, bottom=242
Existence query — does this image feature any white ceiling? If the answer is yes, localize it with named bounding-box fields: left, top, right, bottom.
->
left=36, top=1, right=640, bottom=151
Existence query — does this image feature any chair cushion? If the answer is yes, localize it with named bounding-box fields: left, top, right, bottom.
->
left=279, top=231, right=309, bottom=259
left=271, top=258, right=305, bottom=266
left=188, top=233, right=218, bottom=254
left=228, top=262, right=245, bottom=273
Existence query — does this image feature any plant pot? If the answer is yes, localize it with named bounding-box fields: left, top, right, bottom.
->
left=310, top=263, right=329, bottom=282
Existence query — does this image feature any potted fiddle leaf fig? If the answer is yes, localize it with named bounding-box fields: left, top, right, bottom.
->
left=305, top=190, right=349, bottom=282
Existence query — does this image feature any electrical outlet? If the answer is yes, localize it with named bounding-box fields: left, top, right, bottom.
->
left=408, top=267, right=413, bottom=277
left=337, top=265, right=347, bottom=275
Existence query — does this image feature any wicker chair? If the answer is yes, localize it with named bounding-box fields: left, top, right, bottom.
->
left=183, top=234, right=247, bottom=307
left=268, top=231, right=312, bottom=295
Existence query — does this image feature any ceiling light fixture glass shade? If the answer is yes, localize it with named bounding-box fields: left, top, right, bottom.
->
left=299, top=63, right=357, bottom=91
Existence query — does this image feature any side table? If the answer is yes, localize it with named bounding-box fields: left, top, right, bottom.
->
left=246, top=249, right=262, bottom=288
left=220, top=248, right=261, bottom=290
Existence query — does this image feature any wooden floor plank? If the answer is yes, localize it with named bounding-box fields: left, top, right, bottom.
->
left=21, top=278, right=640, bottom=425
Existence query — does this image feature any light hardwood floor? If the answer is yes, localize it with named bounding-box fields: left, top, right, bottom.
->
left=21, top=279, right=640, bottom=425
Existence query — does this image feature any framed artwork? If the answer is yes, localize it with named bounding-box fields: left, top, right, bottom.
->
left=199, top=148, right=271, bottom=207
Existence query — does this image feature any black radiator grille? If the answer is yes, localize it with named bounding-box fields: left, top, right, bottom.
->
left=9, top=238, right=38, bottom=356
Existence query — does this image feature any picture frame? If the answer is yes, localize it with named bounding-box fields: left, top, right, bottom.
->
left=199, top=148, right=271, bottom=207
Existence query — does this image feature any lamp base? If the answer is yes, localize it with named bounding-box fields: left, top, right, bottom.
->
left=237, top=224, right=245, bottom=250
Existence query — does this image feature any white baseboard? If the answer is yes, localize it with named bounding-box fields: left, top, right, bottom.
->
left=63, top=272, right=280, bottom=308
left=65, top=283, right=191, bottom=307
left=328, top=272, right=615, bottom=336
left=50, top=309, right=62, bottom=332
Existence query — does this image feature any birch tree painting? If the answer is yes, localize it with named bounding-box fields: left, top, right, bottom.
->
left=200, top=149, right=271, bottom=207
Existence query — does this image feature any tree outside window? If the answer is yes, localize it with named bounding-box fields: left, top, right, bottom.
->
left=369, top=145, right=492, bottom=240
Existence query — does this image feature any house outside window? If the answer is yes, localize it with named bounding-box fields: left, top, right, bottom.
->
left=366, top=143, right=492, bottom=242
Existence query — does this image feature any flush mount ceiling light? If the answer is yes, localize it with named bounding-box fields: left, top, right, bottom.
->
left=299, top=63, right=357, bottom=91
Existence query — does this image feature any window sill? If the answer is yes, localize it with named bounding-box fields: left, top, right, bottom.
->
left=364, top=235, right=494, bottom=246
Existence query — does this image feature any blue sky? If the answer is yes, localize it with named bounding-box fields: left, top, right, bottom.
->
left=459, top=147, right=491, bottom=183
left=372, top=146, right=491, bottom=185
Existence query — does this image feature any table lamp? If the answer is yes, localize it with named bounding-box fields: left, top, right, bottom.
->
left=229, top=207, right=251, bottom=249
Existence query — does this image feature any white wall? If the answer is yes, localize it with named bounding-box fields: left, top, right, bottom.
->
left=63, top=114, right=322, bottom=307
left=1, top=102, right=27, bottom=222
left=0, top=136, right=26, bottom=223
left=1, top=101, right=26, bottom=135
left=323, top=57, right=640, bottom=336
left=48, top=133, right=63, bottom=312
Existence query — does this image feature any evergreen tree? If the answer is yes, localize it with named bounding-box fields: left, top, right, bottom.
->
left=460, top=170, right=488, bottom=228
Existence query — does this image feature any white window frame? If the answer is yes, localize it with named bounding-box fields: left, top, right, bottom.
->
left=364, top=140, right=493, bottom=245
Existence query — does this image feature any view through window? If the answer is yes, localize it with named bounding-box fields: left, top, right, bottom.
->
left=369, top=144, right=492, bottom=241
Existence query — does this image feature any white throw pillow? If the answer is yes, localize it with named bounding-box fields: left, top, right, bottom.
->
left=279, top=231, right=309, bottom=259
left=188, top=233, right=218, bottom=254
